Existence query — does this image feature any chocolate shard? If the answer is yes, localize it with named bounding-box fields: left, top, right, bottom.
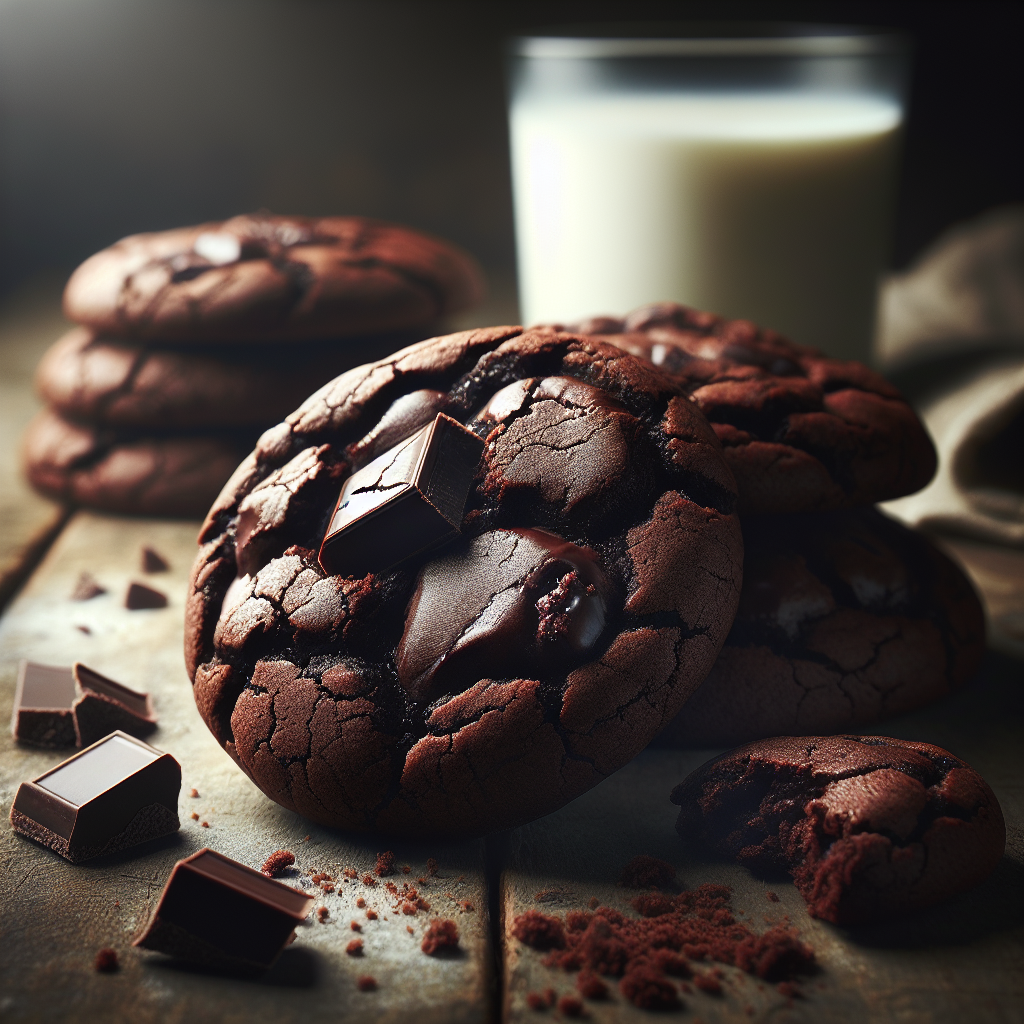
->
left=10, top=660, right=158, bottom=749
left=72, top=663, right=157, bottom=747
left=10, top=661, right=78, bottom=748
left=125, top=581, right=167, bottom=610
left=141, top=546, right=170, bottom=573
left=9, top=731, right=181, bottom=863
left=319, top=412, right=484, bottom=579
left=134, top=848, right=315, bottom=972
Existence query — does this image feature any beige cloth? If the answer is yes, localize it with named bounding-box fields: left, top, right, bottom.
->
left=878, top=205, right=1024, bottom=549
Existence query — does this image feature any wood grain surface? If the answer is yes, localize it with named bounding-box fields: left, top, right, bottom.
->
left=0, top=279, right=70, bottom=610
left=0, top=513, right=492, bottom=1024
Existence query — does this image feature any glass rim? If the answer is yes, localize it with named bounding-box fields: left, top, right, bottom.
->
left=513, top=32, right=907, bottom=61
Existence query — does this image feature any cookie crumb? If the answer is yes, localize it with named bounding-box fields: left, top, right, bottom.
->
left=125, top=581, right=167, bottom=610
left=766, top=891, right=780, bottom=903
left=200, top=821, right=210, bottom=828
left=261, top=850, right=295, bottom=877
left=366, top=909, right=378, bottom=921
left=317, top=907, right=329, bottom=923
left=302, top=835, right=310, bottom=842
left=356, top=897, right=366, bottom=908
left=406, top=925, right=414, bottom=935
left=76, top=625, right=91, bottom=634
left=375, top=851, right=395, bottom=876
left=587, top=896, right=599, bottom=909
left=346, top=939, right=363, bottom=956
left=72, top=572, right=106, bottom=601
left=141, top=546, right=169, bottom=573
left=190, top=812, right=199, bottom=821
left=356, top=974, right=377, bottom=992
left=693, top=972, right=722, bottom=994
left=421, top=918, right=459, bottom=955
left=577, top=971, right=608, bottom=1000
left=362, top=874, right=377, bottom=886
left=402, top=865, right=411, bottom=874
left=618, top=855, right=676, bottom=889
left=526, top=988, right=556, bottom=1010
left=94, top=948, right=118, bottom=972
left=351, top=921, right=362, bottom=932
left=189, top=788, right=199, bottom=798
left=426, top=857, right=439, bottom=877
left=620, top=967, right=680, bottom=1010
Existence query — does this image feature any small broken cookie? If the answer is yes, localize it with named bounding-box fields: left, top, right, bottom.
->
left=671, top=735, right=1006, bottom=924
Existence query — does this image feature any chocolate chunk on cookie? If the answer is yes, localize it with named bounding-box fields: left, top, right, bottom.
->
left=64, top=214, right=485, bottom=342
left=560, top=302, right=936, bottom=513
left=186, top=327, right=743, bottom=837
left=23, top=409, right=253, bottom=518
left=672, top=736, right=1006, bottom=924
left=660, top=508, right=985, bottom=746
left=36, top=327, right=413, bottom=429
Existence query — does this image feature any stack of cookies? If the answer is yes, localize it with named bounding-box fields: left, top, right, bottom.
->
left=23, top=213, right=484, bottom=518
left=560, top=302, right=987, bottom=744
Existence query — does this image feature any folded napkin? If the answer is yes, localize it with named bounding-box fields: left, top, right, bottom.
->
left=879, top=205, right=1024, bottom=548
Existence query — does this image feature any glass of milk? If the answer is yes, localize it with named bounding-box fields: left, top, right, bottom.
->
left=508, top=27, right=909, bottom=362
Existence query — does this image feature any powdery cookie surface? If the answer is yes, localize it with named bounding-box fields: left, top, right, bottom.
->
left=64, top=214, right=485, bottom=342
left=23, top=409, right=253, bottom=518
left=672, top=735, right=1005, bottom=925
left=36, top=327, right=409, bottom=430
left=660, top=508, right=985, bottom=746
left=559, top=302, right=936, bottom=514
left=186, top=327, right=744, bottom=837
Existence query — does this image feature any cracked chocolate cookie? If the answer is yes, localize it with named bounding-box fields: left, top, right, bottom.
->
left=671, top=735, right=1006, bottom=924
left=36, top=327, right=410, bottom=429
left=23, top=409, right=254, bottom=517
left=557, top=302, right=936, bottom=514
left=186, top=326, right=744, bottom=836
left=63, top=213, right=485, bottom=342
left=659, top=508, right=985, bottom=746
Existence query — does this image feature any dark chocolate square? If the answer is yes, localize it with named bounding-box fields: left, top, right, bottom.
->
left=319, top=412, right=484, bottom=578
left=9, top=731, right=181, bottom=863
left=134, top=848, right=314, bottom=972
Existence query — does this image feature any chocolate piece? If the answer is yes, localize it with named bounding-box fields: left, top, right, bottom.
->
left=134, top=848, right=314, bottom=972
left=142, top=546, right=169, bottom=573
left=396, top=528, right=610, bottom=702
left=71, top=663, right=157, bottom=747
left=11, top=661, right=78, bottom=747
left=11, top=660, right=157, bottom=749
left=71, top=572, right=106, bottom=601
left=9, top=731, right=180, bottom=863
left=318, top=413, right=484, bottom=579
left=126, top=582, right=168, bottom=610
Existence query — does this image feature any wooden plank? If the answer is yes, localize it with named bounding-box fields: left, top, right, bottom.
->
left=0, top=512, right=492, bottom=1024
left=0, top=278, right=71, bottom=610
left=499, top=654, right=1023, bottom=1023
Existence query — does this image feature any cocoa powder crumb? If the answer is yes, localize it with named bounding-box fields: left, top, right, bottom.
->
left=189, top=788, right=199, bottom=798
left=577, top=971, right=609, bottom=999
left=317, top=907, right=329, bottom=923
left=557, top=995, right=585, bottom=1017
left=261, top=850, right=295, bottom=877
left=351, top=921, right=362, bottom=932
left=94, top=948, right=118, bottom=973
left=402, top=902, right=417, bottom=916
left=375, top=851, right=396, bottom=877
left=510, top=909, right=565, bottom=950
left=421, top=918, right=459, bottom=955
left=190, top=812, right=199, bottom=821
left=362, top=874, right=377, bottom=886
left=200, top=821, right=210, bottom=828
left=366, top=910, right=378, bottom=921
left=356, top=897, right=366, bottom=908
left=620, top=967, right=681, bottom=1010
left=357, top=975, right=377, bottom=992
left=346, top=939, right=363, bottom=956
left=618, top=855, right=676, bottom=889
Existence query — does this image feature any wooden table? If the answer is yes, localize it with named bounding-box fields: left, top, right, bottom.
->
left=1, top=287, right=1021, bottom=1023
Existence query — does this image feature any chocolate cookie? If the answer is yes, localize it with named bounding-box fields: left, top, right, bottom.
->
left=23, top=409, right=253, bottom=518
left=660, top=508, right=985, bottom=746
left=671, top=735, right=1006, bottom=924
left=64, top=214, right=485, bottom=342
left=36, top=327, right=410, bottom=429
left=559, top=302, right=936, bottom=514
left=186, top=327, right=744, bottom=837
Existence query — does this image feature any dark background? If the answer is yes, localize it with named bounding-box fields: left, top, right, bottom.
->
left=0, top=0, right=1020, bottom=303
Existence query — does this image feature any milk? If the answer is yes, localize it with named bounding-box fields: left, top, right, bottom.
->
left=510, top=93, right=902, bottom=359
